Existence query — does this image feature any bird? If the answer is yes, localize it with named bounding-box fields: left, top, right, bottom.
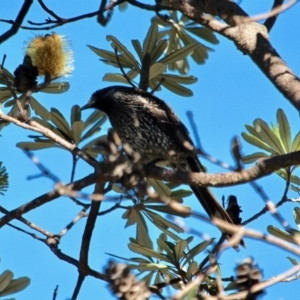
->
left=81, top=85, right=244, bottom=246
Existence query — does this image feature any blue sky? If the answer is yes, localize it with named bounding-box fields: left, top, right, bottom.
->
left=1, top=1, right=300, bottom=299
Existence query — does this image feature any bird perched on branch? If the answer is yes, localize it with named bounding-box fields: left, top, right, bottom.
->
left=81, top=85, right=244, bottom=246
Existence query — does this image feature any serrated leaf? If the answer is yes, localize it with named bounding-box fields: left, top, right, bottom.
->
left=16, top=141, right=58, bottom=150
left=267, top=225, right=296, bottom=244
left=287, top=257, right=299, bottom=266
left=150, top=39, right=168, bottom=64
left=143, top=21, right=158, bottom=57
left=242, top=152, right=270, bottom=164
left=291, top=131, right=300, bottom=152
left=40, top=82, right=70, bottom=94
left=136, top=211, right=153, bottom=248
left=294, top=207, right=300, bottom=230
left=0, top=270, right=13, bottom=292
left=106, top=36, right=139, bottom=70
left=128, top=243, right=172, bottom=263
left=71, top=105, right=81, bottom=124
left=174, top=239, right=187, bottom=261
left=131, top=40, right=143, bottom=61
left=160, top=79, right=193, bottom=97
left=72, top=120, right=84, bottom=145
left=254, top=119, right=285, bottom=154
left=50, top=108, right=73, bottom=140
left=0, top=277, right=30, bottom=297
left=149, top=63, right=166, bottom=80
left=241, top=132, right=275, bottom=153
left=148, top=178, right=171, bottom=196
left=159, top=42, right=197, bottom=65
left=277, top=109, right=291, bottom=153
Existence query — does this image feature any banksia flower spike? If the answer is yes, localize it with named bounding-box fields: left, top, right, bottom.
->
left=25, top=33, right=74, bottom=80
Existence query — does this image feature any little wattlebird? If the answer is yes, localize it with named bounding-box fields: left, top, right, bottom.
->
left=81, top=85, right=244, bottom=247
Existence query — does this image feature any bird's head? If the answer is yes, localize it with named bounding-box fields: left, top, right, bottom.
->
left=81, top=86, right=120, bottom=114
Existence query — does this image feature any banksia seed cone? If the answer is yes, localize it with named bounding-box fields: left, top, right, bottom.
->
left=25, top=33, right=74, bottom=79
left=105, top=261, right=152, bottom=300
left=236, top=257, right=265, bottom=299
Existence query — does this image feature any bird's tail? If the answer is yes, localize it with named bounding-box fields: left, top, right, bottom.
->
left=186, top=156, right=245, bottom=247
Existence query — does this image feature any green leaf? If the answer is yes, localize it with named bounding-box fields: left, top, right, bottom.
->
left=244, top=124, right=262, bottom=139
left=174, top=239, right=187, bottom=261
left=71, top=105, right=81, bottom=124
left=291, top=131, right=300, bottom=152
left=149, top=63, right=166, bottom=80
left=254, top=119, right=285, bottom=154
left=16, top=141, right=59, bottom=150
left=160, top=78, right=193, bottom=97
left=72, top=120, right=84, bottom=145
left=128, top=243, right=172, bottom=263
left=136, top=211, right=153, bottom=248
left=185, top=26, right=219, bottom=44
left=148, top=178, right=171, bottom=196
left=287, top=257, right=299, bottom=266
left=157, top=239, right=175, bottom=261
left=0, top=162, right=9, bottom=195
left=106, top=35, right=140, bottom=70
left=143, top=21, right=158, bottom=57
left=103, top=73, right=130, bottom=84
left=277, top=109, right=291, bottom=152
left=50, top=108, right=73, bottom=140
left=267, top=225, right=296, bottom=244
left=294, top=207, right=300, bottom=230
left=87, top=46, right=133, bottom=68
left=0, top=270, right=13, bottom=292
left=158, top=74, right=197, bottom=84
left=40, top=82, right=70, bottom=94
left=81, top=135, right=107, bottom=152
left=30, top=97, right=50, bottom=120
left=186, top=261, right=198, bottom=279
left=150, top=39, right=168, bottom=64
left=84, top=110, right=106, bottom=129
left=0, top=277, right=30, bottom=297
left=131, top=40, right=143, bottom=61
left=0, top=88, right=13, bottom=103
left=241, top=132, right=275, bottom=153
left=159, top=43, right=198, bottom=65
left=81, top=120, right=103, bottom=141
left=122, top=208, right=138, bottom=228
left=0, top=67, right=14, bottom=85
left=145, top=209, right=184, bottom=233
left=145, top=205, right=191, bottom=218
left=242, top=152, right=269, bottom=164
left=170, top=189, right=193, bottom=198
left=184, top=239, right=214, bottom=264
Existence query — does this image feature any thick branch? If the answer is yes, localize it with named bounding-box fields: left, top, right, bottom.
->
left=145, top=151, right=300, bottom=187
left=169, top=0, right=300, bottom=111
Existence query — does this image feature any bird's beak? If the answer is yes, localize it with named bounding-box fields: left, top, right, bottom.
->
left=80, top=103, right=91, bottom=111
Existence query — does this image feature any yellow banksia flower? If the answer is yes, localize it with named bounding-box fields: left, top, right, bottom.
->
left=26, top=33, right=74, bottom=79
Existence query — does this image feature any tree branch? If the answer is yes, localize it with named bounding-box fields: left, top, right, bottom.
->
left=169, top=0, right=300, bottom=111
left=0, top=0, right=33, bottom=44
